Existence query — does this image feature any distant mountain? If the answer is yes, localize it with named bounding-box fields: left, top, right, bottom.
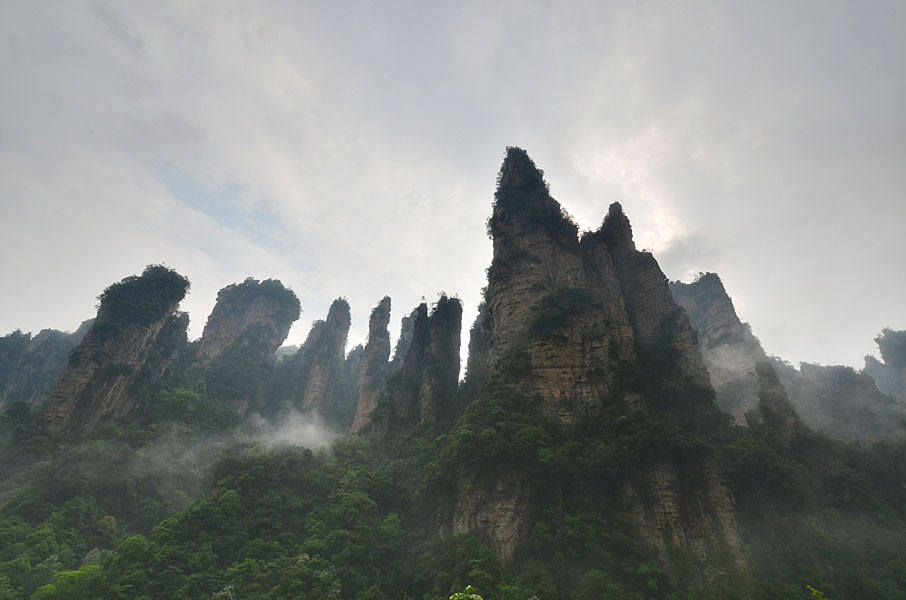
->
left=672, top=273, right=906, bottom=441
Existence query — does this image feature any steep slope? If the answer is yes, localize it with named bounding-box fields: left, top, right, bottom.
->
left=371, top=297, right=463, bottom=437
left=351, top=297, right=392, bottom=434
left=194, top=278, right=300, bottom=415
left=276, top=299, right=351, bottom=424
left=670, top=273, right=767, bottom=422
left=43, top=265, right=190, bottom=434
left=450, top=148, right=746, bottom=587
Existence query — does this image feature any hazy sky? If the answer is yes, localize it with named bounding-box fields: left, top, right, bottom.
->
left=2, top=1, right=904, bottom=370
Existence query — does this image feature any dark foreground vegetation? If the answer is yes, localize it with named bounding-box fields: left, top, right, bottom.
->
left=1, top=379, right=905, bottom=600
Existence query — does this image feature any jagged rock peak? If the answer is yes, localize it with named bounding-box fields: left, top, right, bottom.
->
left=326, top=297, right=352, bottom=328
left=496, top=146, right=548, bottom=192
left=197, top=277, right=300, bottom=365
left=292, top=298, right=351, bottom=420
left=369, top=296, right=392, bottom=334
left=44, top=265, right=190, bottom=434
left=351, top=296, right=393, bottom=434
left=491, top=147, right=578, bottom=243
left=194, top=278, right=300, bottom=416
left=390, top=306, right=419, bottom=373
left=599, top=201, right=636, bottom=253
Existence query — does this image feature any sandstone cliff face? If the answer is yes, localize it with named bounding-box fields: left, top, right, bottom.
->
left=44, top=266, right=190, bottom=434
left=485, top=149, right=639, bottom=424
left=351, top=297, right=392, bottom=434
left=621, top=459, right=749, bottom=587
left=459, top=302, right=491, bottom=407
left=670, top=273, right=767, bottom=422
left=0, top=320, right=92, bottom=412
left=452, top=148, right=745, bottom=584
left=286, top=299, right=351, bottom=421
left=598, top=204, right=711, bottom=399
left=196, top=278, right=300, bottom=365
left=370, top=297, right=462, bottom=437
left=451, top=468, right=532, bottom=560
left=389, top=307, right=418, bottom=374
left=195, top=278, right=300, bottom=416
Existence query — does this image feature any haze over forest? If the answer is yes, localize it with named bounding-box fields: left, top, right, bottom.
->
left=2, top=1, right=905, bottom=371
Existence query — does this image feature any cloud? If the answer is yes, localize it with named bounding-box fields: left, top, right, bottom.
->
left=1, top=0, right=904, bottom=372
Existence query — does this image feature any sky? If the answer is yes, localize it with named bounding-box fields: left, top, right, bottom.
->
left=1, top=0, right=904, bottom=371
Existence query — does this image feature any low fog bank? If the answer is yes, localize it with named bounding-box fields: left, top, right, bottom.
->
left=243, top=410, right=339, bottom=450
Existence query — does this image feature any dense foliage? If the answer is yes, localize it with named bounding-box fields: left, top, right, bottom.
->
left=2, top=381, right=906, bottom=599
left=93, top=265, right=190, bottom=341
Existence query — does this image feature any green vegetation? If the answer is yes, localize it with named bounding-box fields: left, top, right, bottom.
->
left=488, top=148, right=580, bottom=246
left=93, top=265, right=190, bottom=341
left=527, top=288, right=602, bottom=340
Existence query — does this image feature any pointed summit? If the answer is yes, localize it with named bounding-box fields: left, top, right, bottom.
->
left=600, top=201, right=636, bottom=253
left=497, top=146, right=547, bottom=193
left=490, top=146, right=577, bottom=244
left=351, top=296, right=392, bottom=434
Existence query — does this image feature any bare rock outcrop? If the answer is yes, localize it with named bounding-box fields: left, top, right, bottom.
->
left=371, top=297, right=462, bottom=437
left=451, top=148, right=746, bottom=585
left=670, top=273, right=767, bottom=422
left=351, top=297, right=392, bottom=434
left=43, top=265, right=190, bottom=434
left=485, top=148, right=639, bottom=424
left=195, top=278, right=300, bottom=415
left=451, top=468, right=532, bottom=560
left=286, top=299, right=351, bottom=421
left=621, top=460, right=749, bottom=588
left=459, top=302, right=492, bottom=407
left=389, top=306, right=419, bottom=374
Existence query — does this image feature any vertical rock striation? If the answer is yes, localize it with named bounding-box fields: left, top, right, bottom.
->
left=286, top=299, right=351, bottom=422
left=195, top=278, right=300, bottom=416
left=452, top=148, right=746, bottom=585
left=372, top=297, right=463, bottom=437
left=389, top=307, right=419, bottom=374
left=351, top=297, right=392, bottom=434
left=459, top=302, right=492, bottom=407
left=43, top=265, right=190, bottom=434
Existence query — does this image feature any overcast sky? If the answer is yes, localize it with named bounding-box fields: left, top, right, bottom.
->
left=2, top=1, right=904, bottom=371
